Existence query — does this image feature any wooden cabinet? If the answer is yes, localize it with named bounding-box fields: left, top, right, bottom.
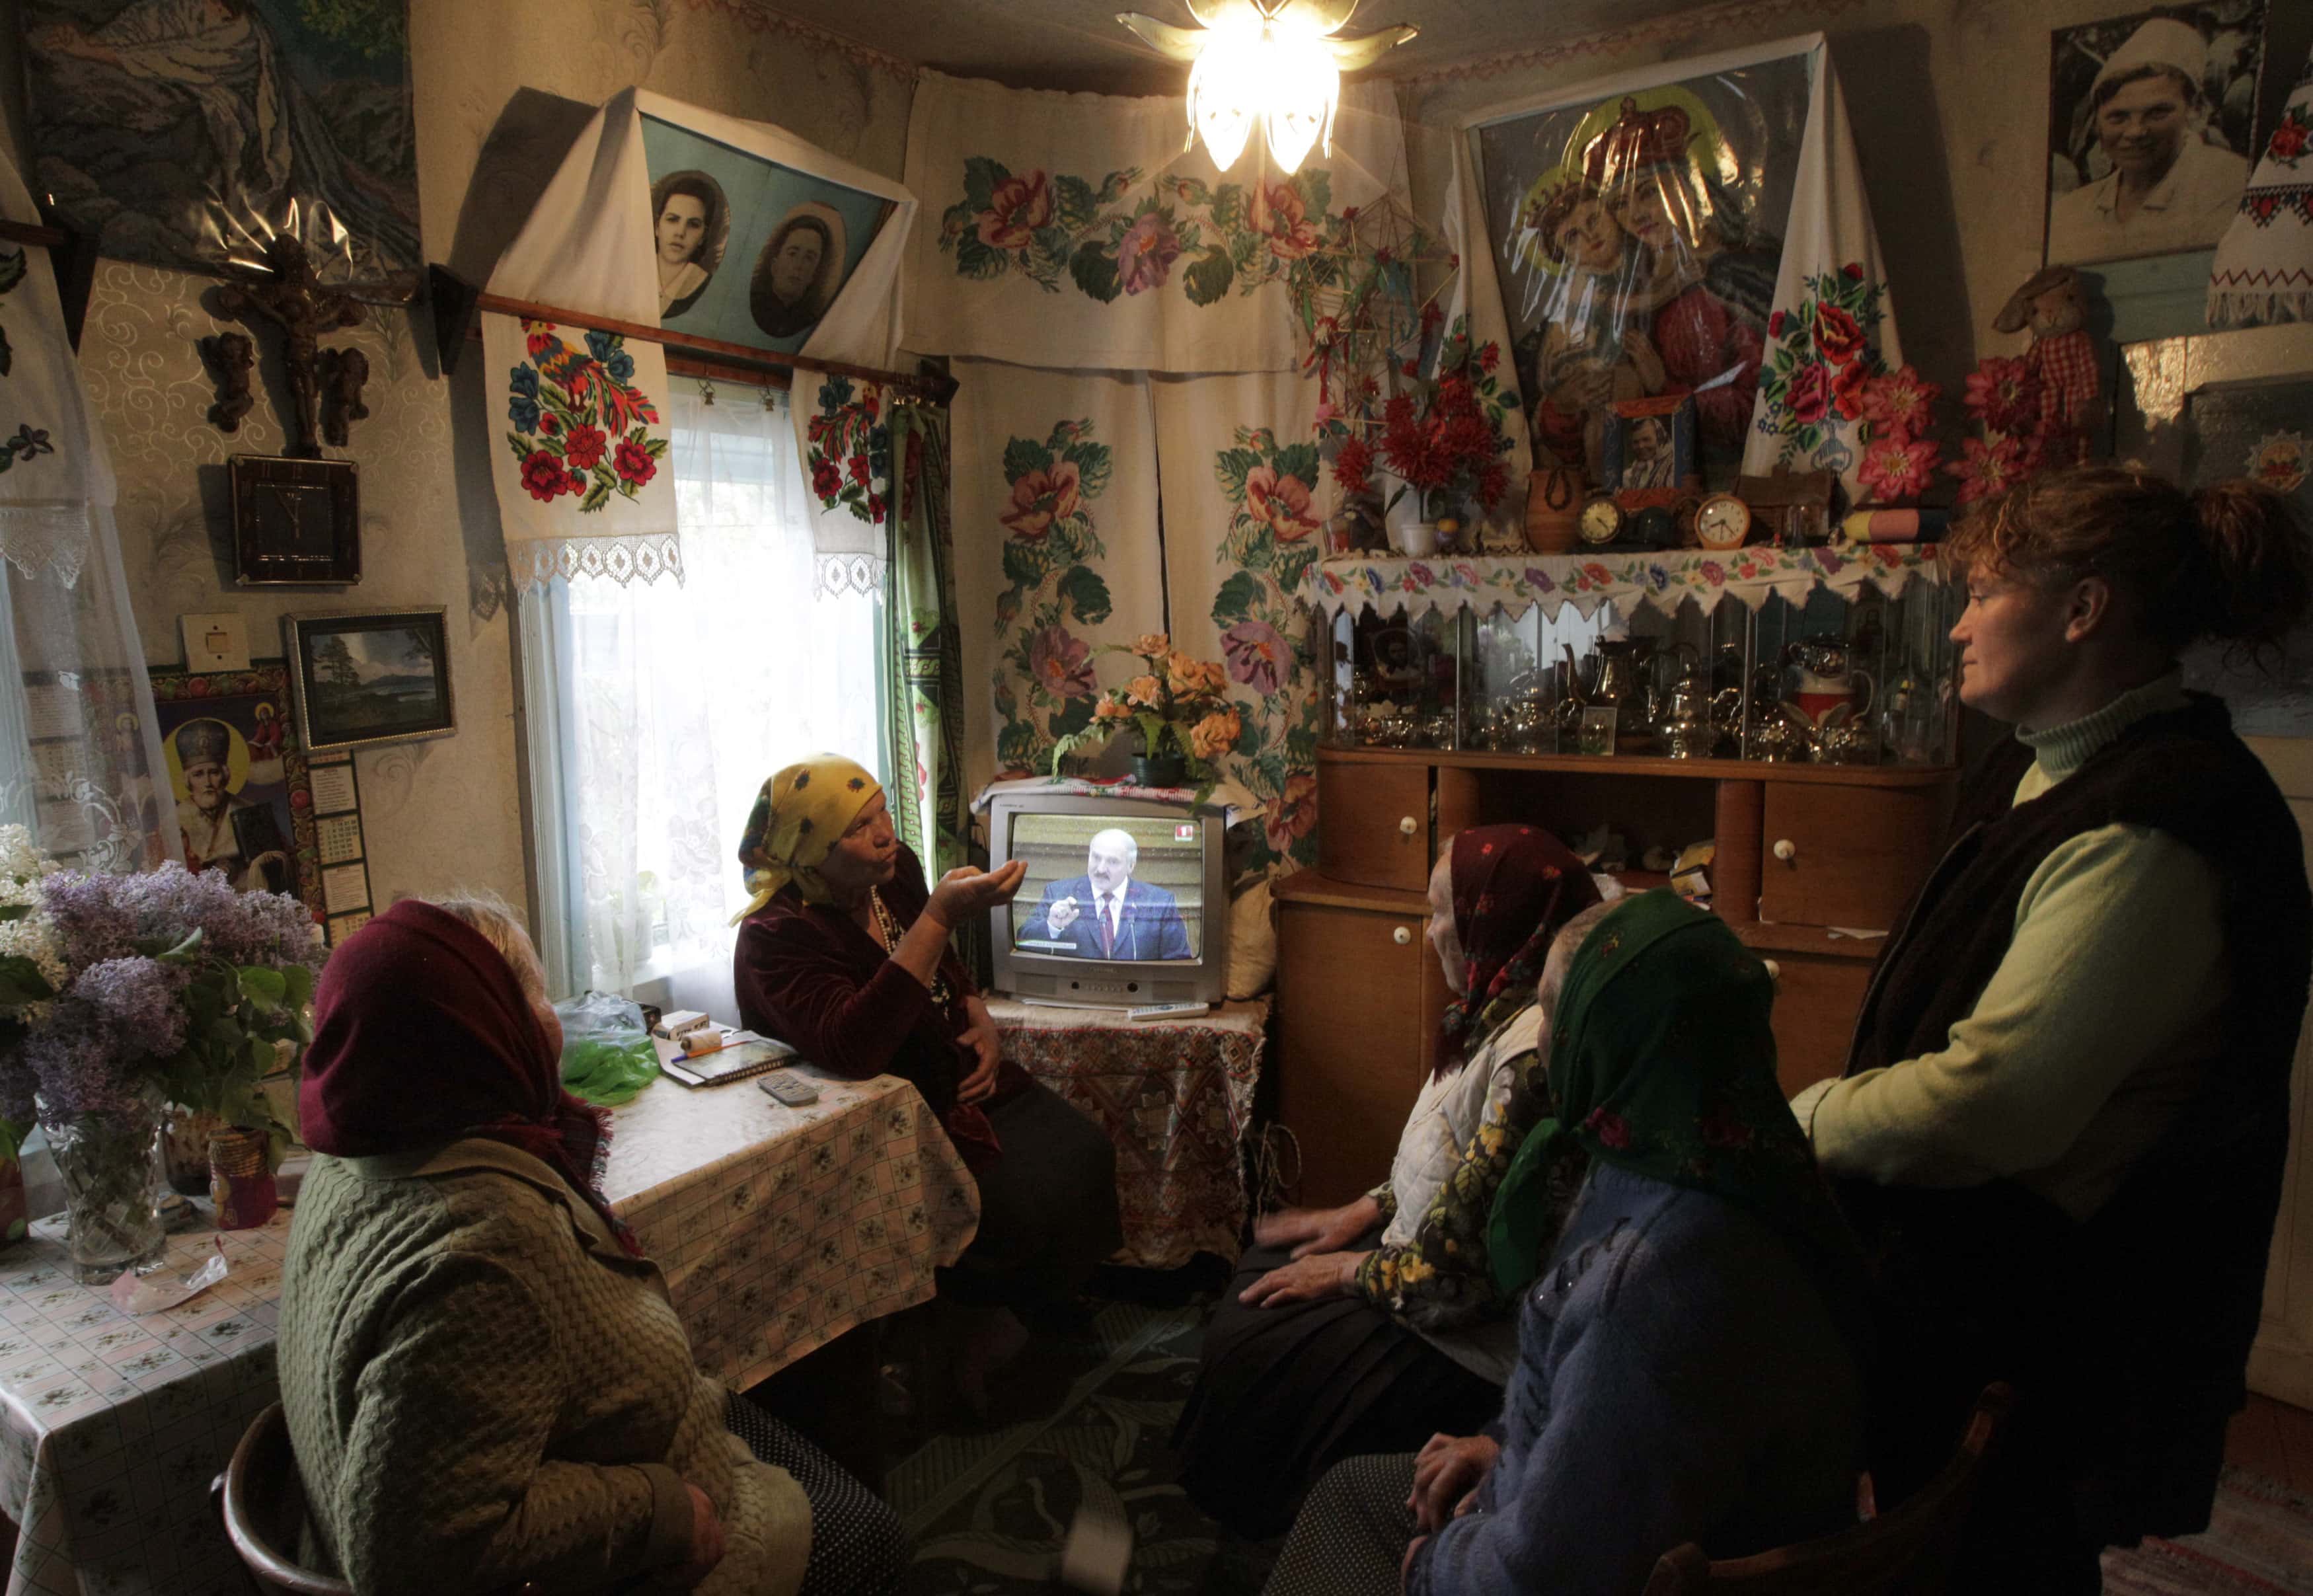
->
left=1270, top=745, right=1954, bottom=1205
left=1272, top=874, right=1445, bottom=1207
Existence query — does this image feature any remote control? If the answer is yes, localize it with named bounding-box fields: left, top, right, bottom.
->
left=757, top=1072, right=821, bottom=1106
left=1127, top=1001, right=1210, bottom=1021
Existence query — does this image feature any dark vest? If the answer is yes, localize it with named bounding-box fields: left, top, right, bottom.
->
left=1839, top=694, right=2310, bottom=1541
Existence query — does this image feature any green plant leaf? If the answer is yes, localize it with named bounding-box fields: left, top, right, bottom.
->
left=1067, top=241, right=1122, bottom=304
left=0, top=904, right=26, bottom=923
left=237, top=966, right=287, bottom=1010
left=1184, top=247, right=1234, bottom=307
left=0, top=958, right=52, bottom=1008
left=1056, top=564, right=1112, bottom=625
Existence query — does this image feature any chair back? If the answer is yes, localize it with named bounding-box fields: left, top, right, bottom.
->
left=212, top=1402, right=353, bottom=1596
left=1639, top=1383, right=2015, bottom=1596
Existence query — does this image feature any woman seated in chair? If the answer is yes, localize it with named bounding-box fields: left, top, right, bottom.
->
left=278, top=896, right=908, bottom=1596
left=730, top=755, right=1122, bottom=1406
left=1262, top=892, right=1869, bottom=1595
left=1174, top=825, right=1601, bottom=1539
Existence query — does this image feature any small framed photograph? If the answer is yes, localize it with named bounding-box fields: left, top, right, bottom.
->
left=147, top=662, right=324, bottom=927
left=229, top=455, right=361, bottom=586
left=283, top=608, right=455, bottom=753
left=1576, top=704, right=1620, bottom=757
left=1599, top=395, right=1699, bottom=493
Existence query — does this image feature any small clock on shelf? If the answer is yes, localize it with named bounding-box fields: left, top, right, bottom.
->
left=1578, top=492, right=1625, bottom=547
left=1694, top=492, right=1753, bottom=551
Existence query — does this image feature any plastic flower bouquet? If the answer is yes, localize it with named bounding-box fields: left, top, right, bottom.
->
left=1048, top=632, right=1240, bottom=789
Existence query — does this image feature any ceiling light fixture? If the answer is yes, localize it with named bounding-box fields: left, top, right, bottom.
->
left=1119, top=1, right=1418, bottom=176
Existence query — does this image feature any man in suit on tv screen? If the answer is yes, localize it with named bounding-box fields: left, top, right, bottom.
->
left=1016, top=828, right=1192, bottom=961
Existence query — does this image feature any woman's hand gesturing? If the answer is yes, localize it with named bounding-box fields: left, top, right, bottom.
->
left=926, top=860, right=1026, bottom=928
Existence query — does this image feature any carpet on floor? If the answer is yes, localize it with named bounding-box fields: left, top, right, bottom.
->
left=2101, top=1469, right=2313, bottom=1594
left=884, top=1301, right=1275, bottom=1595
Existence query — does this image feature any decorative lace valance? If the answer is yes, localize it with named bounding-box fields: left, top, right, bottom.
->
left=1297, top=543, right=1949, bottom=624
left=0, top=505, right=94, bottom=586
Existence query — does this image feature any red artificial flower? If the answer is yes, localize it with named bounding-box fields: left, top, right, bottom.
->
left=1812, top=302, right=1867, bottom=367
left=562, top=424, right=607, bottom=472
left=1861, top=364, right=1941, bottom=441
left=1963, top=356, right=2041, bottom=437
left=977, top=171, right=1054, bottom=250
left=1332, top=436, right=1375, bottom=496
left=1858, top=434, right=1940, bottom=502
left=1833, top=360, right=1872, bottom=422
left=613, top=439, right=656, bottom=486
left=1787, top=361, right=1832, bottom=426
left=1946, top=433, right=2027, bottom=505
left=519, top=450, right=570, bottom=503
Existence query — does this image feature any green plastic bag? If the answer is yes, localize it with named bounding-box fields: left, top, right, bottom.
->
left=555, top=992, right=659, bottom=1107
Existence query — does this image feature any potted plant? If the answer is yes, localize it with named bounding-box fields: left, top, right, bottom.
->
left=0, top=832, right=326, bottom=1277
left=1329, top=316, right=1518, bottom=555
left=1049, top=632, right=1240, bottom=792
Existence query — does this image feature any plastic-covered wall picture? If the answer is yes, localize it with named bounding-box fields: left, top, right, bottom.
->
left=26, top=0, right=421, bottom=285
left=1474, top=52, right=1813, bottom=492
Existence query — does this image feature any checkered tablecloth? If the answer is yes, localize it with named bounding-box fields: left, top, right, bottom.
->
left=0, top=1070, right=976, bottom=1596
left=989, top=998, right=1268, bottom=1270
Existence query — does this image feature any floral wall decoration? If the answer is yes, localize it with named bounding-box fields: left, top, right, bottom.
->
left=991, top=418, right=1120, bottom=775
left=804, top=375, right=892, bottom=527
left=503, top=321, right=667, bottom=513
left=1755, top=262, right=1892, bottom=478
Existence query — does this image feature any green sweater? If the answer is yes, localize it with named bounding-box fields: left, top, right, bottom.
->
left=1793, top=673, right=2228, bottom=1220
left=278, top=1139, right=812, bottom=1596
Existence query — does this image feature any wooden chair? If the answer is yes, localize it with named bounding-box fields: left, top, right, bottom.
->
left=1640, top=1383, right=2016, bottom=1595
left=211, top=1402, right=351, bottom=1596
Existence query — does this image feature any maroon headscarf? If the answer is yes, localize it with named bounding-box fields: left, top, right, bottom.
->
left=299, top=900, right=641, bottom=1256
left=1433, top=825, right=1601, bottom=1079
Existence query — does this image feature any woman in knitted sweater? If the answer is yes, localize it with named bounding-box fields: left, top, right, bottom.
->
left=1790, top=467, right=2313, bottom=1592
left=278, top=897, right=908, bottom=1596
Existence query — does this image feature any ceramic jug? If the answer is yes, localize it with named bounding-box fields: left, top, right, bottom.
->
left=1784, top=641, right=1875, bottom=730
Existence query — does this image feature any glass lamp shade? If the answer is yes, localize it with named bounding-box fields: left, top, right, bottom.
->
left=1186, top=17, right=1263, bottom=172
left=1262, top=26, right=1340, bottom=175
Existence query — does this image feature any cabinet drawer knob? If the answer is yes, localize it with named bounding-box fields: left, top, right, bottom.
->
left=1398, top=816, right=1418, bottom=837
left=1392, top=926, right=1414, bottom=946
left=1772, top=838, right=1797, bottom=862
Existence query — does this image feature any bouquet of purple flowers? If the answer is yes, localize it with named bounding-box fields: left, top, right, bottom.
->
left=0, top=828, right=326, bottom=1164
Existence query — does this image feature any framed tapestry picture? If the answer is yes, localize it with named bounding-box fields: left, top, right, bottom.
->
left=147, top=662, right=323, bottom=926
left=2044, top=4, right=2267, bottom=266
left=282, top=607, right=454, bottom=753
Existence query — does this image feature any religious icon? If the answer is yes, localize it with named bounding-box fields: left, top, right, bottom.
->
left=147, top=665, right=322, bottom=917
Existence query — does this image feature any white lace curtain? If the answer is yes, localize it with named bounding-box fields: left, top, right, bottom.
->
left=521, top=377, right=884, bottom=1015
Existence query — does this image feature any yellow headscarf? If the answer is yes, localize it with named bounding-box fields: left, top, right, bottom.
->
left=734, top=753, right=884, bottom=920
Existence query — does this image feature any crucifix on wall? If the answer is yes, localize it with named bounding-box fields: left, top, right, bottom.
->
left=211, top=236, right=367, bottom=459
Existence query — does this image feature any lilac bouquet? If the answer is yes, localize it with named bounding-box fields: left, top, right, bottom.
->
left=0, top=831, right=327, bottom=1162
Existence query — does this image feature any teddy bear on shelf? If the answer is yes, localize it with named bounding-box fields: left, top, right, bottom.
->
left=1993, top=265, right=2102, bottom=469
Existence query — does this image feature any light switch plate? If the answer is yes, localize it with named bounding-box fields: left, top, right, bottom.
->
left=180, top=612, right=250, bottom=672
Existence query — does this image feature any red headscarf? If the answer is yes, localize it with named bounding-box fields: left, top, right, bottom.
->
left=1433, top=825, right=1601, bottom=1079
left=298, top=900, right=641, bottom=1255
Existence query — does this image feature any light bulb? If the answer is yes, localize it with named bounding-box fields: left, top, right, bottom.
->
left=1261, top=19, right=1340, bottom=176
left=1187, top=15, right=1264, bottom=172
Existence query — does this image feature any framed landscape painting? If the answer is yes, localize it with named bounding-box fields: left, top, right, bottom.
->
left=282, top=608, right=454, bottom=753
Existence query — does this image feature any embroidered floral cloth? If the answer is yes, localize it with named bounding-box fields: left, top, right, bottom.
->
left=0, top=1077, right=974, bottom=1596
left=1298, top=543, right=1950, bottom=623
left=2209, top=41, right=2313, bottom=328
left=988, top=997, right=1268, bottom=1270
left=903, top=71, right=1406, bottom=373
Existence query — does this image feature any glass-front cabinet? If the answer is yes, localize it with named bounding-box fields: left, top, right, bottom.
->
left=1309, top=545, right=1961, bottom=769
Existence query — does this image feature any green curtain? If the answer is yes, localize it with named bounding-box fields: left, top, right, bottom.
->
left=882, top=399, right=982, bottom=974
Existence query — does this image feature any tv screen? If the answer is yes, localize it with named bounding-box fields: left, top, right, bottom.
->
left=1007, top=812, right=1205, bottom=963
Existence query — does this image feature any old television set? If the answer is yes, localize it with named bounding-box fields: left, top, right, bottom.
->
left=987, top=790, right=1229, bottom=1008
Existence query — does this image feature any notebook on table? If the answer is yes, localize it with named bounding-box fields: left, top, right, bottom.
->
left=652, top=1028, right=802, bottom=1087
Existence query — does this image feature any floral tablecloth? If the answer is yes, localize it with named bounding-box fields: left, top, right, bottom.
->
left=601, top=1069, right=979, bottom=1392
left=989, top=997, right=1268, bottom=1270
left=1297, top=543, right=1950, bottom=623
left=0, top=1070, right=976, bottom=1596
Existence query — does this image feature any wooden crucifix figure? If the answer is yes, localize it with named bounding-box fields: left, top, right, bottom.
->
left=214, top=237, right=363, bottom=459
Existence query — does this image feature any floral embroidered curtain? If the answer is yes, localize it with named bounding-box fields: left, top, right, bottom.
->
left=1460, top=33, right=1900, bottom=503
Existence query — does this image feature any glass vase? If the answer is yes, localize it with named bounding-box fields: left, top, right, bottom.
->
left=38, top=1090, right=167, bottom=1283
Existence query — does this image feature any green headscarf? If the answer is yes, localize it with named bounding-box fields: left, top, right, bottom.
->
left=732, top=753, right=883, bottom=918
left=1488, top=890, right=1860, bottom=1298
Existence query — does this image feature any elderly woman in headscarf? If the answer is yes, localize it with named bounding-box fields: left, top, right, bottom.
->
left=278, top=895, right=909, bottom=1596
left=1174, top=825, right=1603, bottom=1540
left=1259, top=892, right=1869, bottom=1596
left=729, top=754, right=1122, bottom=1406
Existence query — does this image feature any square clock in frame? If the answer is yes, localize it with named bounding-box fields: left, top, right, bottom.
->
left=229, top=454, right=360, bottom=585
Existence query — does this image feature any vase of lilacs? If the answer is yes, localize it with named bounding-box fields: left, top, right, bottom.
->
left=0, top=829, right=325, bottom=1279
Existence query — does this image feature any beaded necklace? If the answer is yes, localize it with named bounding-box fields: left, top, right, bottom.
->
left=868, top=887, right=953, bottom=1007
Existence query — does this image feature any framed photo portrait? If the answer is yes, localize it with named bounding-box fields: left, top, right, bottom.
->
left=283, top=607, right=454, bottom=753
left=2045, top=4, right=2267, bottom=266
left=230, top=455, right=360, bottom=585
left=1599, top=394, right=1699, bottom=493
left=147, top=662, right=323, bottom=924
left=641, top=112, right=899, bottom=354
